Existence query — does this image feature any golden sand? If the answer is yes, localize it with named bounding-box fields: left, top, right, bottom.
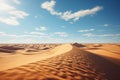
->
left=0, top=44, right=120, bottom=80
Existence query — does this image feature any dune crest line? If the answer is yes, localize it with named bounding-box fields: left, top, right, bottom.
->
left=0, top=44, right=72, bottom=71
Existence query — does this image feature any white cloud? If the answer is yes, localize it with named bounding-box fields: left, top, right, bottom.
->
left=54, top=32, right=68, bottom=37
left=34, top=16, right=38, bottom=18
left=78, top=29, right=95, bottom=32
left=0, top=32, right=18, bottom=37
left=0, top=32, right=6, bottom=36
left=61, top=26, right=66, bottom=28
left=2, top=0, right=21, bottom=5
left=83, top=33, right=120, bottom=37
left=82, top=33, right=95, bottom=37
left=41, top=0, right=62, bottom=16
left=7, top=34, right=17, bottom=37
left=99, top=34, right=120, bottom=37
left=9, top=10, right=29, bottom=19
left=30, top=32, right=46, bottom=35
left=69, top=22, right=73, bottom=24
left=0, top=31, right=49, bottom=38
left=35, top=26, right=47, bottom=31
left=13, top=0, right=21, bottom=4
left=0, top=2, right=15, bottom=11
left=0, top=17, right=19, bottom=26
left=0, top=0, right=29, bottom=26
left=103, top=24, right=109, bottom=27
left=41, top=0, right=102, bottom=21
left=61, top=6, right=102, bottom=21
left=7, top=38, right=37, bottom=43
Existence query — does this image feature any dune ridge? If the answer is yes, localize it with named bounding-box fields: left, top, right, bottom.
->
left=0, top=44, right=120, bottom=80
left=0, top=44, right=72, bottom=71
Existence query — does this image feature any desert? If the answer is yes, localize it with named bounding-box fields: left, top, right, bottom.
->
left=0, top=0, right=120, bottom=80
left=0, top=43, right=120, bottom=80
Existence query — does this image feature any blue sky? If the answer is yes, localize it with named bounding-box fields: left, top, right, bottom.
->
left=0, top=0, right=120, bottom=43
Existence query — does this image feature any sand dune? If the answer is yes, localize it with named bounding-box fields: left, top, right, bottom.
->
left=83, top=44, right=120, bottom=65
left=86, top=49, right=120, bottom=65
left=0, top=44, right=120, bottom=80
left=0, top=44, right=71, bottom=71
left=99, top=44, right=120, bottom=54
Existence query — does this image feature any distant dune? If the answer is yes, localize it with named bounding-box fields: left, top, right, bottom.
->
left=85, top=44, right=120, bottom=65
left=0, top=44, right=71, bottom=71
left=0, top=44, right=120, bottom=80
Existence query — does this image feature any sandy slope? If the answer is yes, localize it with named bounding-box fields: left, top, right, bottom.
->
left=0, top=44, right=72, bottom=71
left=86, top=49, right=120, bottom=65
left=0, top=44, right=120, bottom=80
left=99, top=44, right=120, bottom=54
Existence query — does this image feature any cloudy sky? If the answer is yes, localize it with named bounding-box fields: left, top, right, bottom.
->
left=0, top=0, right=120, bottom=43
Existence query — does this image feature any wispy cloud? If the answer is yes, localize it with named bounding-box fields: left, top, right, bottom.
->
left=7, top=38, right=37, bottom=43
left=0, top=17, right=20, bottom=26
left=0, top=32, right=17, bottom=37
left=13, top=0, right=21, bottom=4
left=30, top=32, right=46, bottom=35
left=0, top=0, right=29, bottom=26
left=35, top=26, right=47, bottom=31
left=61, top=26, right=66, bottom=28
left=41, top=0, right=62, bottom=16
left=41, top=0, right=102, bottom=21
left=83, top=33, right=120, bottom=37
left=54, top=32, right=68, bottom=37
left=69, top=22, right=73, bottom=24
left=0, top=32, right=6, bottom=36
left=99, top=34, right=120, bottom=37
left=78, top=29, right=95, bottom=32
left=61, top=6, right=102, bottom=21
left=82, top=33, right=95, bottom=37
left=0, top=31, right=48, bottom=38
left=34, top=16, right=38, bottom=18
left=103, top=24, right=109, bottom=27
